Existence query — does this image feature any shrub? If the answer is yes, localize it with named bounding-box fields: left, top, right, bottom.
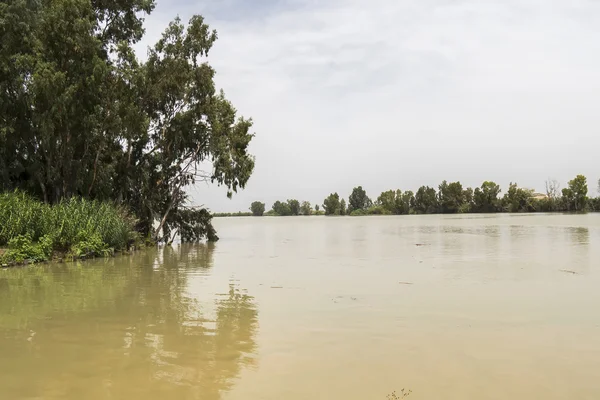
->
left=367, top=205, right=392, bottom=215
left=1, top=234, right=51, bottom=263
left=0, top=191, right=136, bottom=263
left=350, top=209, right=367, bottom=216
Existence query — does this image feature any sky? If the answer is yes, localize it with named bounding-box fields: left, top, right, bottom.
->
left=137, top=0, right=600, bottom=212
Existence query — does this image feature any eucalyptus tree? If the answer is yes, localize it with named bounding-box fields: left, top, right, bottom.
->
left=0, top=1, right=255, bottom=242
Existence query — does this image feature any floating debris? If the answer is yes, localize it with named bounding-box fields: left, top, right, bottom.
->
left=559, top=269, right=578, bottom=275
left=398, top=282, right=414, bottom=285
left=415, top=243, right=428, bottom=247
left=270, top=286, right=283, bottom=289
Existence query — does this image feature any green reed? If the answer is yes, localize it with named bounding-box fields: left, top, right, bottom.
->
left=0, top=191, right=137, bottom=262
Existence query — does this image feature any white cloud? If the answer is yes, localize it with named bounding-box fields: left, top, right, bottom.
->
left=140, top=0, right=600, bottom=211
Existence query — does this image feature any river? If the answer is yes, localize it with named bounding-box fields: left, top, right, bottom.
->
left=1, top=214, right=599, bottom=399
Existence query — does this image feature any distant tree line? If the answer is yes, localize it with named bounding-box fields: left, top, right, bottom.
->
left=243, top=175, right=600, bottom=217
left=247, top=200, right=319, bottom=216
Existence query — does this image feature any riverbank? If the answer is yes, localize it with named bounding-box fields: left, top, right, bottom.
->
left=213, top=211, right=326, bottom=217
left=0, top=192, right=139, bottom=266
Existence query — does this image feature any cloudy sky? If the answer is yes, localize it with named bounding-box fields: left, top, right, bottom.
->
left=139, top=0, right=600, bottom=212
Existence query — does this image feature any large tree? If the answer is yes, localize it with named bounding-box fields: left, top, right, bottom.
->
left=287, top=199, right=300, bottom=216
left=250, top=201, right=265, bottom=216
left=340, top=198, right=347, bottom=216
left=348, top=186, right=372, bottom=213
left=502, top=183, right=535, bottom=213
left=0, top=1, right=255, bottom=242
left=376, top=190, right=398, bottom=214
left=322, top=193, right=341, bottom=215
left=300, top=201, right=312, bottom=215
left=473, top=181, right=501, bottom=213
left=438, top=180, right=465, bottom=213
left=562, top=175, right=588, bottom=211
left=272, top=201, right=292, bottom=216
left=401, top=190, right=415, bottom=214
left=413, top=186, right=438, bottom=214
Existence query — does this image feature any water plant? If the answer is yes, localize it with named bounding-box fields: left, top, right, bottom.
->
left=0, top=191, right=137, bottom=264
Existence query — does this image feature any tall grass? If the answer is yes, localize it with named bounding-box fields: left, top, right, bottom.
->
left=0, top=191, right=137, bottom=262
left=0, top=191, right=44, bottom=244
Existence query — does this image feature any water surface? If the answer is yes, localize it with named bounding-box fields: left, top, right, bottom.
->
left=1, top=214, right=600, bottom=399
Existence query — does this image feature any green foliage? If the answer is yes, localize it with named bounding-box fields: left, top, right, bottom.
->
left=0, top=192, right=136, bottom=263
left=461, top=187, right=474, bottom=213
left=562, top=175, right=588, bottom=211
left=287, top=199, right=300, bottom=216
left=213, top=212, right=253, bottom=217
left=0, top=1, right=255, bottom=243
left=0, top=191, right=44, bottom=244
left=374, top=189, right=414, bottom=215
left=272, top=201, right=292, bottom=216
left=249, top=202, right=265, bottom=216
left=46, top=198, right=136, bottom=250
left=366, top=205, right=391, bottom=215
left=400, top=191, right=415, bottom=214
left=502, top=183, right=535, bottom=213
left=300, top=201, right=312, bottom=215
left=218, top=176, right=599, bottom=219
left=350, top=209, right=367, bottom=216
left=2, top=234, right=48, bottom=264
left=473, top=181, right=502, bottom=213
left=340, top=199, right=347, bottom=215
left=70, top=231, right=111, bottom=258
left=438, top=180, right=465, bottom=213
left=163, top=208, right=218, bottom=243
left=376, top=190, right=398, bottom=214
left=413, top=186, right=438, bottom=214
left=589, top=197, right=600, bottom=212
left=322, top=193, right=341, bottom=215
left=348, top=186, right=372, bottom=213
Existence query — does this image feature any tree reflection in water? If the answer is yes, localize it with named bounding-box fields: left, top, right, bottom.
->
left=0, top=244, right=259, bottom=400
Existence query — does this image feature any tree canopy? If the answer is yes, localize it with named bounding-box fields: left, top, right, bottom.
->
left=243, top=174, right=599, bottom=218
left=413, top=186, right=438, bottom=214
left=323, top=193, right=341, bottom=215
left=0, top=0, right=255, bottom=242
left=348, top=186, right=372, bottom=213
left=562, top=175, right=588, bottom=211
left=272, top=201, right=292, bottom=216
left=250, top=201, right=265, bottom=216
left=300, top=201, right=312, bottom=215
left=473, top=181, right=502, bottom=213
left=438, top=181, right=465, bottom=213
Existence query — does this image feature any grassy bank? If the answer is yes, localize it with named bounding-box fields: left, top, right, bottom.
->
left=0, top=192, right=138, bottom=265
left=213, top=212, right=254, bottom=217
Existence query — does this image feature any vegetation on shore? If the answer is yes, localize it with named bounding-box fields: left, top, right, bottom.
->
left=213, top=212, right=254, bottom=218
left=0, top=0, right=254, bottom=244
left=0, top=192, right=137, bottom=265
left=238, top=175, right=599, bottom=217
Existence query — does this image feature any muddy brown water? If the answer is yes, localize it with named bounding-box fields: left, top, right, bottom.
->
left=1, top=214, right=600, bottom=399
